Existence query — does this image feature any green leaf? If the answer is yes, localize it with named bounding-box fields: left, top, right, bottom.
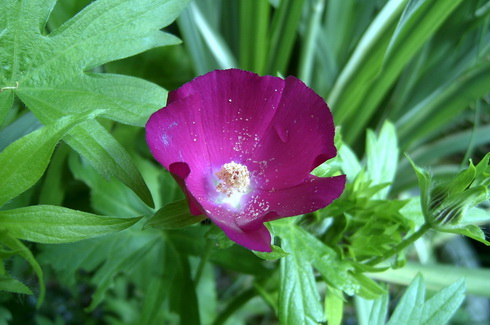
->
left=0, top=275, right=33, bottom=295
left=204, top=225, right=235, bottom=250
left=68, top=151, right=154, bottom=218
left=0, top=0, right=191, bottom=207
left=325, top=288, right=344, bottom=325
left=385, top=0, right=425, bottom=56
left=398, top=61, right=490, bottom=147
left=185, top=2, right=236, bottom=69
left=385, top=275, right=465, bottom=325
left=386, top=274, right=425, bottom=325
left=367, top=293, right=388, bottom=325
left=441, top=225, right=490, bottom=246
left=407, top=155, right=432, bottom=221
left=144, top=199, right=206, bottom=230
left=366, top=121, right=399, bottom=199
left=0, top=91, right=14, bottom=126
left=1, top=0, right=188, bottom=124
left=350, top=273, right=387, bottom=300
left=272, top=218, right=359, bottom=295
left=166, top=238, right=202, bottom=325
left=0, top=110, right=103, bottom=207
left=0, top=111, right=42, bottom=151
left=0, top=205, right=141, bottom=243
left=273, top=218, right=360, bottom=324
left=239, top=0, right=269, bottom=74
left=266, top=0, right=305, bottom=75
left=421, top=278, right=465, bottom=325
left=328, top=0, right=407, bottom=126
left=64, top=120, right=154, bottom=208
left=279, top=248, right=324, bottom=325
left=253, top=244, right=288, bottom=260
left=0, top=306, right=12, bottom=324
left=38, top=144, right=70, bottom=206
left=0, top=232, right=45, bottom=307
left=37, top=228, right=161, bottom=310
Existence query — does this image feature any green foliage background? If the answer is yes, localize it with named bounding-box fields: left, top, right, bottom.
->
left=1, top=0, right=489, bottom=324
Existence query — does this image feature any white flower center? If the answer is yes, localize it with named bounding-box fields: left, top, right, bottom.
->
left=215, top=162, right=250, bottom=208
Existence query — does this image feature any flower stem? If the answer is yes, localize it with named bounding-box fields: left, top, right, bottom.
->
left=366, top=222, right=432, bottom=266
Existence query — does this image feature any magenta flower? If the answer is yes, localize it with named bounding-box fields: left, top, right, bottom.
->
left=146, top=69, right=345, bottom=252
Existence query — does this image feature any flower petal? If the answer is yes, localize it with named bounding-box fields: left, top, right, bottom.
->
left=167, top=69, right=286, bottom=169
left=189, top=174, right=346, bottom=251
left=146, top=94, right=211, bottom=174
left=251, top=76, right=338, bottom=189
left=230, top=175, right=346, bottom=232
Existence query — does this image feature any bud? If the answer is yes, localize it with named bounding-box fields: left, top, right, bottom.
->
left=409, top=153, right=489, bottom=230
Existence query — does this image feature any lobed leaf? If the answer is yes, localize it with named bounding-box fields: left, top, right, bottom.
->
left=0, top=0, right=191, bottom=206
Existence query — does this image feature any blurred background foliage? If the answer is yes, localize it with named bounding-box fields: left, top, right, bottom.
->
left=1, top=0, right=490, bottom=324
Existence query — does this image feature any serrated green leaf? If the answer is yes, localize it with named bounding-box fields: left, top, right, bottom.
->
left=0, top=275, right=33, bottom=295
left=383, top=274, right=465, bottom=325
left=366, top=121, right=399, bottom=199
left=253, top=244, right=288, bottom=260
left=279, top=249, right=324, bottom=325
left=0, top=205, right=141, bottom=243
left=273, top=218, right=358, bottom=296
left=386, top=274, right=425, bottom=325
left=338, top=141, right=362, bottom=182
left=144, top=199, right=206, bottom=230
left=0, top=110, right=103, bottom=207
left=421, top=278, right=465, bottom=325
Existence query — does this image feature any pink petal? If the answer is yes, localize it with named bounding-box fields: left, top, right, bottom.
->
left=250, top=76, right=337, bottom=189
left=166, top=69, right=285, bottom=169
left=189, top=174, right=346, bottom=252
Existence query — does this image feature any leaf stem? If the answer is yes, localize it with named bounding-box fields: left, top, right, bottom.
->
left=366, top=222, right=432, bottom=266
